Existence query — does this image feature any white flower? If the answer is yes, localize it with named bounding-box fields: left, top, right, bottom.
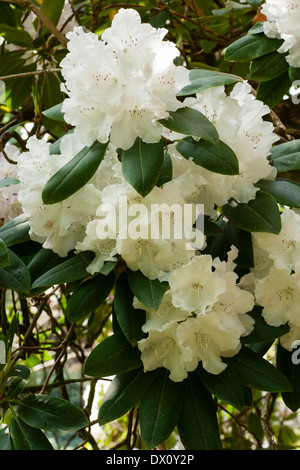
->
left=0, top=145, right=22, bottom=224
left=280, top=325, right=300, bottom=351
left=252, top=208, right=300, bottom=272
left=254, top=265, right=300, bottom=328
left=60, top=9, right=190, bottom=150
left=168, top=254, right=227, bottom=314
left=177, top=311, right=243, bottom=375
left=261, top=0, right=300, bottom=68
left=169, top=82, right=278, bottom=217
left=137, top=321, right=197, bottom=382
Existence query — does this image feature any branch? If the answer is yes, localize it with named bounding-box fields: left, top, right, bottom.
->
left=0, top=68, right=62, bottom=82
left=0, top=0, right=68, bottom=47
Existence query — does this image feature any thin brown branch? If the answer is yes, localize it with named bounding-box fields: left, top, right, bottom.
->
left=0, top=68, right=62, bottom=82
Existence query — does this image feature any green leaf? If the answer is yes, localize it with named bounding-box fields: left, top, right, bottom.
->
left=196, top=363, right=246, bottom=410
left=66, top=272, right=115, bottom=323
left=222, top=191, right=282, bottom=234
left=177, top=372, right=221, bottom=450
left=249, top=51, right=289, bottom=82
left=0, top=248, right=31, bottom=294
left=0, top=24, right=32, bottom=47
left=16, top=394, right=89, bottom=433
left=277, top=343, right=300, bottom=412
left=0, top=177, right=20, bottom=188
left=0, top=239, right=9, bottom=268
left=159, top=107, right=219, bottom=146
left=122, top=138, right=164, bottom=197
left=0, top=3, right=17, bottom=27
left=270, top=139, right=300, bottom=173
left=42, top=141, right=109, bottom=204
left=114, top=272, right=146, bottom=346
left=224, top=33, right=283, bottom=62
left=40, top=0, right=65, bottom=26
left=176, top=137, right=239, bottom=175
left=31, top=251, right=95, bottom=289
left=43, top=102, right=64, bottom=122
left=27, top=247, right=66, bottom=283
left=10, top=417, right=54, bottom=450
left=227, top=347, right=292, bottom=392
left=255, top=178, right=300, bottom=208
left=127, top=269, right=168, bottom=310
left=98, top=368, right=158, bottom=425
left=139, top=369, right=182, bottom=449
left=225, top=222, right=254, bottom=268
left=7, top=377, right=28, bottom=399
left=156, top=153, right=173, bottom=187
left=0, top=214, right=30, bottom=247
left=256, top=71, right=291, bottom=108
left=178, top=69, right=241, bottom=96
left=6, top=364, right=30, bottom=380
left=99, top=256, right=120, bottom=276
left=0, top=427, right=12, bottom=450
left=84, top=330, right=142, bottom=378
left=242, top=306, right=289, bottom=345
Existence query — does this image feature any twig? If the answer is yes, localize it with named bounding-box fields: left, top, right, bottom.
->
left=261, top=392, right=277, bottom=450
left=0, top=68, right=62, bottom=82
left=0, top=0, right=67, bottom=47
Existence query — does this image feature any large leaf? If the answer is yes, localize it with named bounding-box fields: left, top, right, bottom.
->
left=84, top=330, right=142, bottom=377
left=177, top=372, right=221, bottom=450
left=139, top=369, right=182, bottom=449
left=0, top=239, right=9, bottom=268
left=98, top=368, right=158, bottom=425
left=42, top=141, right=108, bottom=204
left=43, top=102, right=64, bottom=122
left=196, top=363, right=246, bottom=410
left=176, top=137, right=239, bottom=175
left=177, top=69, right=240, bottom=96
left=222, top=191, right=282, bottom=234
left=27, top=247, right=67, bottom=283
left=270, top=139, right=300, bottom=173
left=0, top=214, right=30, bottom=247
left=122, top=138, right=164, bottom=197
left=159, top=107, right=219, bottom=145
left=0, top=427, right=12, bottom=450
left=277, top=343, right=300, bottom=412
left=255, top=178, right=300, bottom=208
left=0, top=24, right=32, bottom=47
left=224, top=33, right=283, bottom=62
left=113, top=272, right=146, bottom=346
left=256, top=72, right=291, bottom=108
left=31, top=251, right=95, bottom=289
left=16, top=394, right=89, bottom=433
left=66, top=272, right=115, bottom=323
left=227, top=347, right=292, bottom=392
left=127, top=269, right=168, bottom=310
left=249, top=51, right=289, bottom=82
left=10, top=417, right=54, bottom=450
left=242, top=306, right=290, bottom=345
left=0, top=248, right=31, bottom=294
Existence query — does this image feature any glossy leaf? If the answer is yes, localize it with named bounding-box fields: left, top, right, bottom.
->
left=0, top=248, right=31, bottom=294
left=127, top=269, right=168, bottom=310
left=256, top=72, right=291, bottom=108
left=222, top=191, right=282, bottom=234
left=43, top=102, right=64, bottom=122
left=270, top=139, right=300, bottom=173
left=10, top=418, right=53, bottom=450
left=42, top=141, right=108, bottom=204
left=242, top=306, right=290, bottom=345
left=66, top=271, right=115, bottom=323
left=0, top=427, right=12, bottom=450
left=159, top=107, right=219, bottom=145
left=177, top=69, right=240, bottom=96
left=16, top=394, right=89, bottom=433
left=122, top=138, right=164, bottom=197
left=114, top=272, right=146, bottom=346
left=139, top=369, right=182, bottom=449
left=249, top=51, right=289, bottom=82
left=0, top=214, right=30, bottom=247
left=0, top=239, right=9, bottom=268
left=156, top=153, right=173, bottom=187
left=84, top=330, right=142, bottom=378
left=31, top=251, right=95, bottom=289
left=0, top=24, right=32, bottom=47
left=277, top=343, right=300, bottom=412
left=224, top=33, right=283, bottom=62
left=177, top=372, right=221, bottom=450
left=255, top=178, right=300, bottom=208
left=98, top=368, right=158, bottom=425
left=176, top=137, right=239, bottom=175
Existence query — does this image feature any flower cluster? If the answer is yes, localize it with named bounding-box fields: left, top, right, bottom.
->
left=60, top=8, right=190, bottom=150
left=0, top=145, right=22, bottom=225
left=242, top=208, right=300, bottom=351
left=261, top=0, right=300, bottom=68
left=14, top=8, right=292, bottom=382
